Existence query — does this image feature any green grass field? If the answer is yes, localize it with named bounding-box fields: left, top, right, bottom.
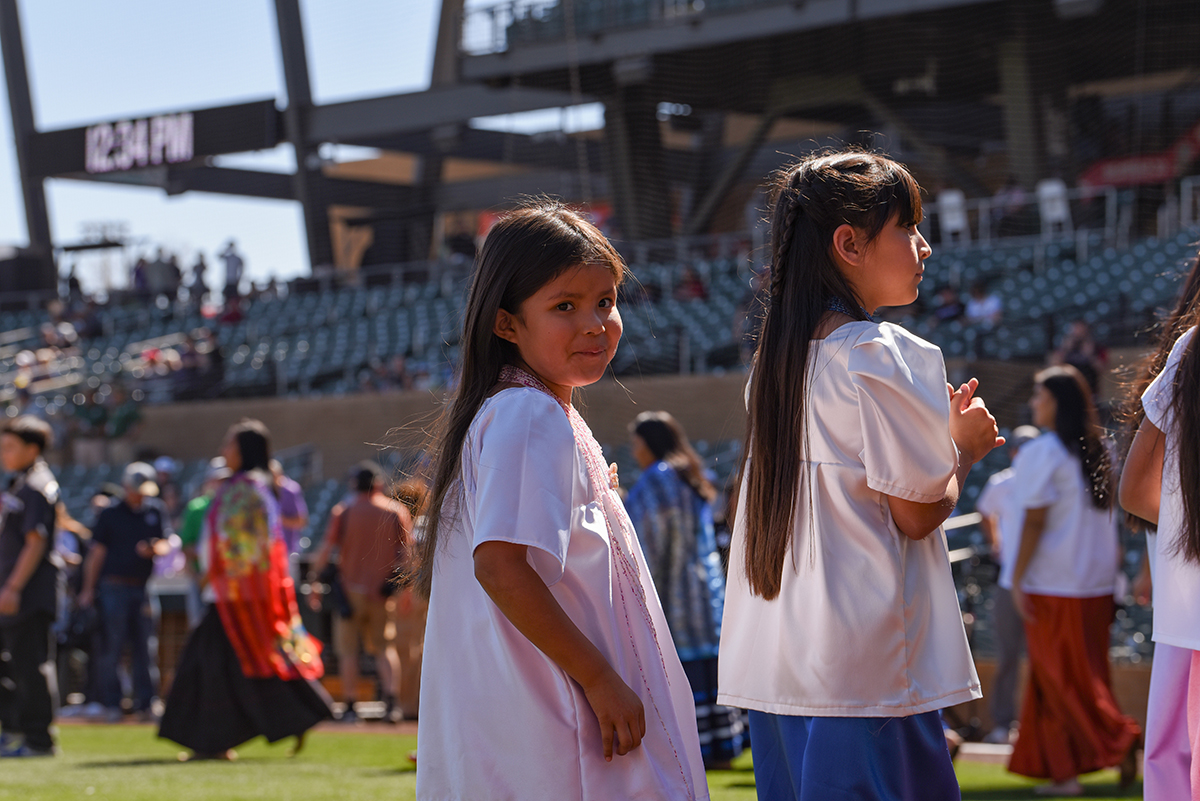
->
left=0, top=725, right=1143, bottom=800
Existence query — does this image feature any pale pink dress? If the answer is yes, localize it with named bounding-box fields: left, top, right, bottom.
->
left=416, top=383, right=708, bottom=801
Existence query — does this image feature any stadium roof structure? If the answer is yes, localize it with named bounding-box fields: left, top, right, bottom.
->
left=2, top=0, right=1199, bottom=288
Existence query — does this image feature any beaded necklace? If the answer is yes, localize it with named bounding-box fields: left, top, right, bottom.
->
left=827, top=295, right=875, bottom=322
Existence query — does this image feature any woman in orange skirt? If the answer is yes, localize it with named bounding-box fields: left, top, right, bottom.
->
left=1007, top=366, right=1140, bottom=796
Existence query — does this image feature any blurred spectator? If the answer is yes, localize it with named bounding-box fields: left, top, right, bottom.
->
left=965, top=282, right=1003, bottom=327
left=173, top=336, right=202, bottom=400
left=387, top=354, right=411, bottom=392
left=270, top=459, right=308, bottom=559
left=153, top=457, right=183, bottom=530
left=79, top=462, right=171, bottom=723
left=131, top=258, right=150, bottom=304
left=165, top=253, right=182, bottom=305
left=104, top=386, right=142, bottom=466
left=1050, top=319, right=1107, bottom=395
left=930, top=285, right=965, bottom=326
left=0, top=416, right=60, bottom=757
left=176, top=458, right=232, bottom=629
left=188, top=253, right=208, bottom=307
left=70, top=390, right=107, bottom=468
left=220, top=241, right=244, bottom=303
left=674, top=266, right=709, bottom=301
left=66, top=266, right=83, bottom=304
left=308, top=462, right=411, bottom=723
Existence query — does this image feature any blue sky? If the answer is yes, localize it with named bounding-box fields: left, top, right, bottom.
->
left=0, top=0, right=445, bottom=293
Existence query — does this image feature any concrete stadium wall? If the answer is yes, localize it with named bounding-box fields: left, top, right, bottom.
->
left=138, top=350, right=1147, bottom=481
left=137, top=371, right=753, bottom=480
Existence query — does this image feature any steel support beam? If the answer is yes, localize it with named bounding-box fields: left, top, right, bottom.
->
left=274, top=0, right=333, bottom=270
left=306, top=85, right=591, bottom=143
left=0, top=0, right=54, bottom=288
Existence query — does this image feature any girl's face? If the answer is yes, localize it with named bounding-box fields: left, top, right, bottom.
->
left=843, top=212, right=931, bottom=313
left=221, top=435, right=242, bottom=472
left=631, top=433, right=656, bottom=470
left=494, top=262, right=622, bottom=404
left=1029, top=383, right=1056, bottom=429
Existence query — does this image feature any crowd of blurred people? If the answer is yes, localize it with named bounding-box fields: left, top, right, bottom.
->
left=0, top=412, right=431, bottom=759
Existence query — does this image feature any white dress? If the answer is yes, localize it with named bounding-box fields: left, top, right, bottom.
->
left=718, top=321, right=981, bottom=717
left=1143, top=325, right=1200, bottom=649
left=417, top=387, right=708, bottom=801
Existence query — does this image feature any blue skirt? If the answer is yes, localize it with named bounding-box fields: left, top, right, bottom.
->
left=747, top=710, right=960, bottom=801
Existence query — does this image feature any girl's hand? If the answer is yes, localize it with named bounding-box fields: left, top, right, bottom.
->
left=580, top=668, right=646, bottom=761
left=947, top=379, right=1004, bottom=465
left=1011, top=586, right=1036, bottom=623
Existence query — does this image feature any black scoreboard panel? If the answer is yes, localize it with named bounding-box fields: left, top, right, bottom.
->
left=26, top=99, right=282, bottom=178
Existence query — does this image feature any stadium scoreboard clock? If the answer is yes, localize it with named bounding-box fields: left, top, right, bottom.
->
left=26, top=99, right=282, bottom=178
left=85, top=112, right=194, bottom=174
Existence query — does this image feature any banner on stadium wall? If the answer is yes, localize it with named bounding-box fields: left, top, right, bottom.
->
left=1079, top=119, right=1200, bottom=188
left=25, top=99, right=282, bottom=178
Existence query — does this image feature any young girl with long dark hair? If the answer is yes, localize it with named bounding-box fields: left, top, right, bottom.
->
left=625, top=410, right=745, bottom=769
left=1120, top=247, right=1200, bottom=800
left=414, top=201, right=708, bottom=799
left=1007, top=366, right=1140, bottom=795
left=717, top=149, right=1002, bottom=800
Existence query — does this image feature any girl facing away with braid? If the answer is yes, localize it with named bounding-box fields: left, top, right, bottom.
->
left=717, top=149, right=1003, bottom=801
left=413, top=200, right=708, bottom=800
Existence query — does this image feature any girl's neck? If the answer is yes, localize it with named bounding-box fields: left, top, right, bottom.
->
left=498, top=363, right=573, bottom=407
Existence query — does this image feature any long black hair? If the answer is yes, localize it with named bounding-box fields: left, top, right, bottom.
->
left=1121, top=247, right=1200, bottom=562
left=1035, top=366, right=1112, bottom=509
left=227, top=418, right=271, bottom=474
left=413, top=199, right=625, bottom=598
left=739, top=149, right=923, bottom=600
left=631, top=411, right=716, bottom=502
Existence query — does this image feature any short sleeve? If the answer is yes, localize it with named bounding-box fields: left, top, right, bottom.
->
left=1010, top=435, right=1062, bottom=509
left=17, top=487, right=54, bottom=541
left=177, top=499, right=206, bottom=547
left=91, top=507, right=115, bottom=548
left=848, top=324, right=958, bottom=502
left=1143, top=326, right=1196, bottom=432
left=974, top=473, right=1005, bottom=518
left=470, top=390, right=577, bottom=586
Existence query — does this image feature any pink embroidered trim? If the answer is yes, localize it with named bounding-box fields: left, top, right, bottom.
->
left=497, top=366, right=692, bottom=798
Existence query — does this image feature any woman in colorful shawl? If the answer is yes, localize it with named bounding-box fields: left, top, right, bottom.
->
left=623, top=411, right=746, bottom=769
left=159, top=419, right=331, bottom=760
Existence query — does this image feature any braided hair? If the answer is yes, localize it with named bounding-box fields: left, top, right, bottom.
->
left=737, top=149, right=924, bottom=600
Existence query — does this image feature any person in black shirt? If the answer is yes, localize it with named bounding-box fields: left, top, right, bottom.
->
left=0, top=416, right=59, bottom=757
left=79, top=462, right=170, bottom=722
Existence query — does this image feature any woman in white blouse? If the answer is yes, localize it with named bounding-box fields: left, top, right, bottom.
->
left=1007, top=365, right=1140, bottom=796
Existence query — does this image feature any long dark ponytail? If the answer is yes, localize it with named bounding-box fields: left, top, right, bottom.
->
left=412, top=199, right=625, bottom=598
left=738, top=149, right=923, bottom=600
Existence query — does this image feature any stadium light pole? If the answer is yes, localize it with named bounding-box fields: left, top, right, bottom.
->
left=0, top=0, right=55, bottom=289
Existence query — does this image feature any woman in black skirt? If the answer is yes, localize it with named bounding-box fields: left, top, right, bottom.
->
left=158, top=419, right=332, bottom=759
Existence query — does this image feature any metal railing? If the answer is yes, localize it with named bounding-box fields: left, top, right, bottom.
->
left=461, top=0, right=786, bottom=55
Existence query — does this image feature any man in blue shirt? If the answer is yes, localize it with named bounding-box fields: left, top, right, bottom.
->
left=80, top=462, right=171, bottom=722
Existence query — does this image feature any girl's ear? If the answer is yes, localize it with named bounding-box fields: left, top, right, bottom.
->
left=830, top=223, right=866, bottom=268
left=493, top=308, right=519, bottom=344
